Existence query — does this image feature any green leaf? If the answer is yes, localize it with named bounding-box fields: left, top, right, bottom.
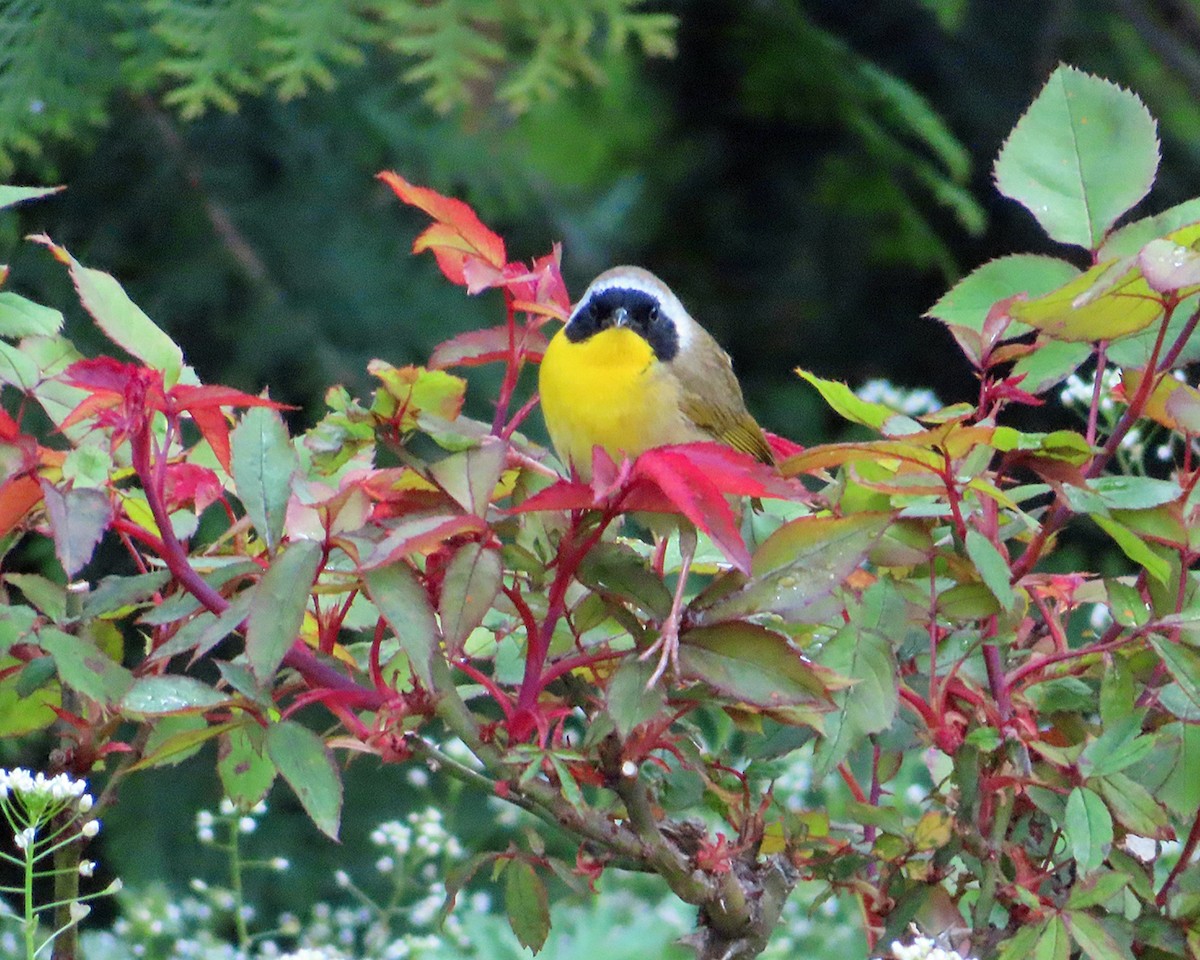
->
left=219, top=724, right=278, bottom=812
left=0, top=340, right=40, bottom=389
left=0, top=607, right=36, bottom=655
left=1008, top=260, right=1163, bottom=343
left=231, top=407, right=297, bottom=554
left=82, top=571, right=171, bottom=620
left=4, top=573, right=67, bottom=623
left=678, top=622, right=831, bottom=712
left=1104, top=581, right=1148, bottom=630
left=1079, top=714, right=1154, bottom=778
left=994, top=64, right=1159, bottom=250
left=926, top=254, right=1080, bottom=337
left=438, top=542, right=501, bottom=657
left=996, top=922, right=1045, bottom=960
left=37, top=627, right=133, bottom=706
left=133, top=716, right=230, bottom=770
left=796, top=369, right=895, bottom=428
left=267, top=720, right=342, bottom=840
left=1065, top=785, right=1113, bottom=875
left=427, top=437, right=505, bottom=515
left=1034, top=915, right=1072, bottom=960
left=1090, top=515, right=1171, bottom=585
left=576, top=542, right=672, bottom=619
left=15, top=656, right=57, bottom=698
left=0, top=185, right=63, bottom=210
left=121, top=676, right=228, bottom=715
left=504, top=859, right=550, bottom=953
left=1096, top=772, right=1170, bottom=839
left=40, top=482, right=110, bottom=577
left=693, top=512, right=889, bottom=625
left=63, top=250, right=186, bottom=386
left=813, top=582, right=900, bottom=776
left=1148, top=636, right=1200, bottom=711
left=606, top=659, right=665, bottom=738
left=0, top=292, right=64, bottom=339
left=245, top=540, right=321, bottom=682
left=964, top=529, right=1018, bottom=612
left=1012, top=339, right=1092, bottom=394
left=152, top=592, right=253, bottom=662
left=363, top=563, right=440, bottom=689
left=0, top=660, right=58, bottom=736
left=1101, top=196, right=1200, bottom=258
left=1087, top=476, right=1180, bottom=511
left=1066, top=870, right=1129, bottom=909
left=1065, top=910, right=1133, bottom=960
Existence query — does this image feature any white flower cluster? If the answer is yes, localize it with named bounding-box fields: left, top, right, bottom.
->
left=0, top=767, right=93, bottom=811
left=196, top=798, right=269, bottom=844
left=1060, top=368, right=1121, bottom=410
left=891, top=932, right=976, bottom=960
left=278, top=949, right=348, bottom=960
left=856, top=378, right=942, bottom=417
left=370, top=808, right=463, bottom=871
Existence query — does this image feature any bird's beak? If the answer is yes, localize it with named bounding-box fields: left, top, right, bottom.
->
left=612, top=306, right=631, bottom=328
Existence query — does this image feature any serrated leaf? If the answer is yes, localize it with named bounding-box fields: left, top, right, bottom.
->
left=121, top=675, right=227, bottom=715
left=0, top=185, right=63, bottom=210
left=1065, top=785, right=1113, bottom=875
left=1065, top=910, right=1132, bottom=960
left=219, top=725, right=277, bottom=808
left=926, top=254, right=1080, bottom=339
left=152, top=592, right=253, bottom=662
left=37, top=627, right=133, bottom=705
left=504, top=859, right=550, bottom=953
left=82, top=571, right=171, bottom=620
left=678, top=622, right=831, bottom=711
left=40, top=481, right=110, bottom=577
left=132, top=716, right=231, bottom=771
left=796, top=368, right=895, bottom=428
left=1066, top=870, right=1129, bottom=910
left=1090, top=515, right=1171, bottom=585
left=438, top=542, right=501, bottom=657
left=1096, top=773, right=1170, bottom=839
left=692, top=512, right=889, bottom=625
left=1088, top=475, right=1180, bottom=510
left=1012, top=339, right=1093, bottom=394
left=1101, top=197, right=1200, bottom=258
left=427, top=437, right=505, bottom=515
left=606, top=659, right=665, bottom=738
left=363, top=563, right=440, bottom=689
left=576, top=542, right=672, bottom=619
left=994, top=64, right=1159, bottom=250
left=0, top=292, right=64, bottom=339
left=267, top=720, right=342, bottom=840
left=231, top=407, right=297, bottom=554
left=5, top=573, right=67, bottom=623
left=964, top=529, right=1018, bottom=612
left=0, top=340, right=40, bottom=389
left=245, top=540, right=321, bottom=682
left=56, top=245, right=185, bottom=385
left=1148, top=635, right=1200, bottom=710
left=1008, top=259, right=1163, bottom=343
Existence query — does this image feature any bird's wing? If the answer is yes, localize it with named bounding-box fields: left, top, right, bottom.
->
left=675, top=336, right=775, bottom=465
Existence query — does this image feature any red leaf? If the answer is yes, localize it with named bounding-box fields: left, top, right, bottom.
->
left=62, top=356, right=140, bottom=393
left=0, top=405, right=22, bottom=442
left=169, top=384, right=290, bottom=411
left=164, top=463, right=223, bottom=513
left=187, top=406, right=234, bottom=473
left=0, top=474, right=43, bottom=538
left=645, top=442, right=795, bottom=499
left=378, top=172, right=506, bottom=284
left=633, top=449, right=750, bottom=573
left=508, top=478, right=598, bottom=513
left=429, top=325, right=549, bottom=370
left=765, top=431, right=805, bottom=461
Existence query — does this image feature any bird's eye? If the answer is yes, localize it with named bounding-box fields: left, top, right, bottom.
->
left=648, top=304, right=660, bottom=322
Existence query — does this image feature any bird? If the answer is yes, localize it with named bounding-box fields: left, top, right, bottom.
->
left=538, top=265, right=774, bottom=685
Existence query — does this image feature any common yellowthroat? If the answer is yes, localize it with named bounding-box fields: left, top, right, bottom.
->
left=538, top=266, right=774, bottom=683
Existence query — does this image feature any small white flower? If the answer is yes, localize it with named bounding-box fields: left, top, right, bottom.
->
left=407, top=768, right=430, bottom=788
left=78, top=794, right=93, bottom=813
left=250, top=800, right=267, bottom=816
left=334, top=869, right=351, bottom=888
left=79, top=859, right=95, bottom=877
left=376, top=855, right=395, bottom=874
left=238, top=816, right=257, bottom=834
left=106, top=878, right=123, bottom=894
left=68, top=901, right=91, bottom=923
left=270, top=857, right=290, bottom=872
left=14, top=826, right=36, bottom=850
left=218, top=798, right=236, bottom=816
left=81, top=820, right=100, bottom=838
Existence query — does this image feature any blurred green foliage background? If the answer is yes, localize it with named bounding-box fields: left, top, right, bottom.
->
left=5, top=0, right=1200, bottom=952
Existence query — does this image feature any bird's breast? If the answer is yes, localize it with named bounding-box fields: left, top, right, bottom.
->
left=540, top=327, right=696, bottom=477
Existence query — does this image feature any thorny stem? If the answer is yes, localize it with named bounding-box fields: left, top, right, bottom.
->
left=1086, top=342, right=1108, bottom=448
left=972, top=787, right=1014, bottom=932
